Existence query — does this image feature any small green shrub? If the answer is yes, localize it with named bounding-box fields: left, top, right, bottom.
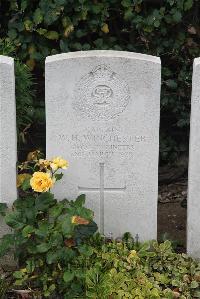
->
left=86, top=239, right=200, bottom=298
left=0, top=154, right=97, bottom=298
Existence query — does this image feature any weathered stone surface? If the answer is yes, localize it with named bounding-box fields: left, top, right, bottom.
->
left=46, top=51, right=161, bottom=240
left=0, top=56, right=17, bottom=236
left=187, top=58, right=200, bottom=257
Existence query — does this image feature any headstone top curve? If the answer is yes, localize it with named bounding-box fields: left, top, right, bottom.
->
left=193, top=57, right=200, bottom=68
left=45, top=50, right=160, bottom=64
left=0, top=55, right=14, bottom=65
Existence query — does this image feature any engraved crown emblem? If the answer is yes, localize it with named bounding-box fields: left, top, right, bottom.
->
left=73, top=64, right=130, bottom=121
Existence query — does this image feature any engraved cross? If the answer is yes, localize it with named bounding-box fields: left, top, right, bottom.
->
left=78, top=163, right=126, bottom=234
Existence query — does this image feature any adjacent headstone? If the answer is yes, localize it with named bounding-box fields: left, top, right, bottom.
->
left=0, top=56, right=17, bottom=236
left=46, top=51, right=161, bottom=240
left=187, top=58, right=200, bottom=257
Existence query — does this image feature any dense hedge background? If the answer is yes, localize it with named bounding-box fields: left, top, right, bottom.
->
left=0, top=0, right=199, bottom=164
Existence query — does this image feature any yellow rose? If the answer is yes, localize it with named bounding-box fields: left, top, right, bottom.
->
left=17, top=173, right=31, bottom=188
left=50, top=157, right=69, bottom=171
left=30, top=172, right=54, bottom=192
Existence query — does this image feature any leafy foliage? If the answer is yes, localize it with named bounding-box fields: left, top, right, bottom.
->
left=0, top=0, right=199, bottom=161
left=0, top=155, right=97, bottom=298
left=85, top=239, right=200, bottom=298
left=0, top=193, right=97, bottom=297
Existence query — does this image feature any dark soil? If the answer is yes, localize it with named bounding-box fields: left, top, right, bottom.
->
left=158, top=179, right=187, bottom=251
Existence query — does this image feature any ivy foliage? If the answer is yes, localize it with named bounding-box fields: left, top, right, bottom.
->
left=0, top=0, right=200, bottom=161
left=85, top=239, right=200, bottom=299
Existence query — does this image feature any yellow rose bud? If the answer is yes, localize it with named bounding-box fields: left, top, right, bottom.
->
left=50, top=157, right=69, bottom=171
left=30, top=172, right=54, bottom=192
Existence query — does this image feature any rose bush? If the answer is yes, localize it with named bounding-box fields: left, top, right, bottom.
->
left=0, top=152, right=97, bottom=298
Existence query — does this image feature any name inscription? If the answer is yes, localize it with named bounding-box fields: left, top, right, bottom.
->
left=58, top=132, right=148, bottom=158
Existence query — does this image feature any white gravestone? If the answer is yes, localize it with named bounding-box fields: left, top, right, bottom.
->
left=46, top=51, right=161, bottom=240
left=0, top=56, right=17, bottom=235
left=187, top=57, right=200, bottom=257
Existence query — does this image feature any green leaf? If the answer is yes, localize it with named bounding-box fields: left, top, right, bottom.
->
left=45, top=31, right=59, bottom=40
left=35, top=222, right=53, bottom=237
left=78, top=244, right=93, bottom=257
left=5, top=212, right=24, bottom=229
left=21, top=0, right=28, bottom=11
left=33, top=8, right=43, bottom=25
left=49, top=203, right=64, bottom=218
left=49, top=284, right=56, bottom=292
left=121, top=0, right=132, bottom=8
left=124, top=8, right=133, bottom=20
left=61, top=248, right=75, bottom=262
left=94, top=38, right=103, bottom=48
left=22, top=225, right=34, bottom=237
left=194, top=290, right=200, bottom=298
left=60, top=39, right=69, bottom=52
left=0, top=234, right=14, bottom=257
left=191, top=280, right=199, bottom=288
left=172, top=11, right=182, bottom=23
left=0, top=203, right=7, bottom=216
left=13, top=271, right=24, bottom=279
left=37, top=28, right=47, bottom=35
left=61, top=217, right=73, bottom=236
left=49, top=231, right=63, bottom=247
left=75, top=221, right=97, bottom=240
left=24, top=207, right=36, bottom=221
left=92, top=4, right=103, bottom=14
left=36, top=243, right=50, bottom=253
left=46, top=251, right=61, bottom=264
left=21, top=178, right=31, bottom=191
left=75, top=194, right=85, bottom=207
left=54, top=173, right=63, bottom=181
left=24, top=20, right=33, bottom=31
left=184, top=0, right=193, bottom=11
left=62, top=16, right=72, bottom=28
left=63, top=271, right=74, bottom=283
left=26, top=260, right=35, bottom=273
left=8, top=29, right=17, bottom=40
left=35, top=192, right=55, bottom=211
left=154, top=20, right=160, bottom=28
